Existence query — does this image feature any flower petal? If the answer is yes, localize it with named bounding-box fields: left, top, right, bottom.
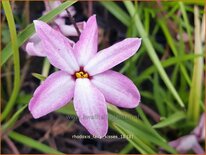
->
left=25, top=41, right=45, bottom=57
left=193, top=143, right=205, bottom=154
left=92, top=70, right=140, bottom=108
left=54, top=18, right=66, bottom=26
left=59, top=22, right=86, bottom=37
left=169, top=135, right=199, bottom=153
left=73, top=78, right=108, bottom=138
left=73, top=15, right=98, bottom=66
left=29, top=71, right=75, bottom=118
left=85, top=38, right=141, bottom=76
left=193, top=113, right=205, bottom=140
left=43, top=0, right=76, bottom=17
left=23, top=34, right=45, bottom=57
left=34, top=20, right=79, bottom=74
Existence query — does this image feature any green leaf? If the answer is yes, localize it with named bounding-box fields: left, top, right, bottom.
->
left=32, top=73, right=47, bottom=81
left=1, top=0, right=77, bottom=66
left=2, top=104, right=28, bottom=131
left=158, top=19, right=191, bottom=86
left=57, top=103, right=76, bottom=115
left=99, top=1, right=130, bottom=26
left=179, top=2, right=193, bottom=48
left=152, top=111, right=186, bottom=129
left=119, top=143, right=133, bottom=154
left=2, top=1, right=21, bottom=121
left=16, top=94, right=32, bottom=105
left=108, top=105, right=176, bottom=153
left=130, top=3, right=186, bottom=108
left=135, top=54, right=201, bottom=84
left=113, top=124, right=156, bottom=154
left=56, top=103, right=175, bottom=153
left=153, top=73, right=166, bottom=116
left=136, top=107, right=166, bottom=142
left=9, top=131, right=63, bottom=154
left=123, top=1, right=185, bottom=108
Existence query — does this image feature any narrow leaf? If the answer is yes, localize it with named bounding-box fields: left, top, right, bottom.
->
left=123, top=1, right=185, bottom=108
left=100, top=1, right=130, bottom=26
left=2, top=1, right=21, bottom=121
left=32, top=73, right=47, bottom=81
left=2, top=104, right=27, bottom=131
left=153, top=111, right=186, bottom=129
left=9, top=131, right=63, bottom=154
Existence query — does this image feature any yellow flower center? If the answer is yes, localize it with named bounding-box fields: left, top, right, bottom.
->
left=75, top=71, right=89, bottom=78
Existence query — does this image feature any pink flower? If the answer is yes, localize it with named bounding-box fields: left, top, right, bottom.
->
left=193, top=113, right=205, bottom=141
left=43, top=0, right=82, bottom=37
left=169, top=135, right=204, bottom=154
left=24, top=0, right=85, bottom=57
left=28, top=15, right=141, bottom=138
left=169, top=113, right=205, bottom=154
left=43, top=0, right=76, bottom=18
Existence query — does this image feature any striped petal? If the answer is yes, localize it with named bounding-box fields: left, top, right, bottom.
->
left=29, top=71, right=75, bottom=118
left=58, top=22, right=86, bottom=37
left=34, top=20, right=79, bottom=74
left=92, top=70, right=140, bottom=108
left=73, top=78, right=108, bottom=138
left=73, top=15, right=98, bottom=66
left=85, top=38, right=141, bottom=76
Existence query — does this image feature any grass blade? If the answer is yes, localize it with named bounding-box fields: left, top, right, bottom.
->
left=32, top=73, right=46, bottom=81
left=56, top=103, right=175, bottom=153
left=108, top=105, right=176, bottom=153
left=119, top=143, right=133, bottom=154
left=2, top=1, right=21, bottom=121
left=179, top=2, right=193, bottom=49
left=9, top=131, right=63, bottom=154
left=135, top=54, right=201, bottom=84
left=2, top=104, right=28, bottom=131
left=158, top=19, right=191, bottom=86
left=123, top=1, right=185, bottom=108
left=153, top=111, right=186, bottom=129
left=113, top=124, right=156, bottom=154
left=99, top=1, right=130, bottom=26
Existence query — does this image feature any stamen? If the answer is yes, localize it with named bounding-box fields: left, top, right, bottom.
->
left=73, top=67, right=91, bottom=80
left=75, top=71, right=89, bottom=78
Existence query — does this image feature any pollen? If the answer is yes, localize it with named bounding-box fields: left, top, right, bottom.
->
left=75, top=71, right=89, bottom=78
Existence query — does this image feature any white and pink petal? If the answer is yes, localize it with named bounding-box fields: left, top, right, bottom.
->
left=92, top=70, right=140, bottom=108
left=22, top=34, right=45, bottom=57
left=34, top=20, right=79, bottom=74
left=73, top=78, right=108, bottom=138
left=85, top=38, right=141, bottom=76
left=29, top=71, right=75, bottom=118
left=169, top=135, right=204, bottom=154
left=43, top=0, right=75, bottom=17
left=58, top=22, right=86, bottom=37
left=25, top=41, right=46, bottom=57
left=73, top=15, right=98, bottom=66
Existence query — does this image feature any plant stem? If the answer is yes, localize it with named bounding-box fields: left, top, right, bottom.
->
left=187, top=6, right=203, bottom=123
left=3, top=136, right=20, bottom=154
left=139, top=104, right=160, bottom=122
left=2, top=1, right=21, bottom=121
left=65, top=9, right=81, bottom=37
left=41, top=58, right=50, bottom=84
